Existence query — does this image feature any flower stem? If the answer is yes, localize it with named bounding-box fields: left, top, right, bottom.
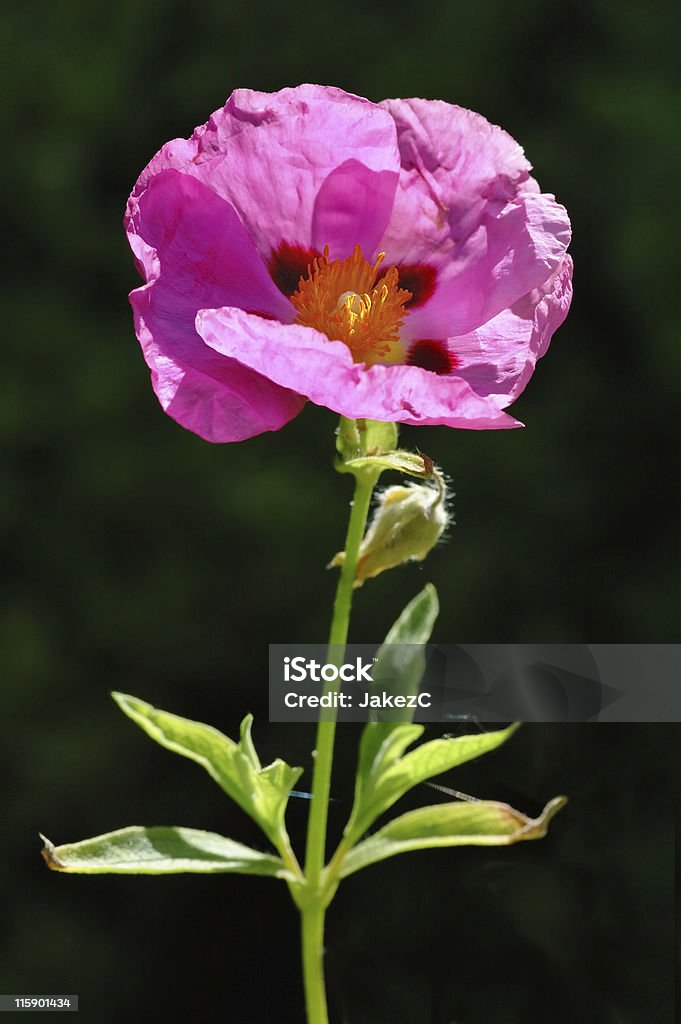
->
left=327, top=469, right=378, bottom=648
left=300, top=467, right=377, bottom=1024
left=300, top=896, right=329, bottom=1024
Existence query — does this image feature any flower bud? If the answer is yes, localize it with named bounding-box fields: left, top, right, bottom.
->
left=331, top=469, right=449, bottom=586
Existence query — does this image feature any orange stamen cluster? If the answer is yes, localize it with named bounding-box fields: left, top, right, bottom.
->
left=290, top=245, right=412, bottom=365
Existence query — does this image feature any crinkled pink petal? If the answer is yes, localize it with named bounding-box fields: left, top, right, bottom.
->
left=379, top=98, right=570, bottom=337
left=381, top=97, right=537, bottom=254
left=405, top=192, right=571, bottom=340
left=127, top=169, right=304, bottom=441
left=131, top=169, right=294, bottom=318
left=196, top=308, right=521, bottom=430
left=126, top=86, right=401, bottom=266
left=311, top=158, right=398, bottom=261
left=450, top=255, right=573, bottom=405
left=161, top=85, right=400, bottom=264
left=125, top=137, right=200, bottom=227
left=133, top=300, right=305, bottom=441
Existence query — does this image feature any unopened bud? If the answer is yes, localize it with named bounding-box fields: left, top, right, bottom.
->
left=331, top=468, right=449, bottom=586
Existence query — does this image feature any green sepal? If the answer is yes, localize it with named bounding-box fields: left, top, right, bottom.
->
left=339, top=796, right=568, bottom=878
left=336, top=417, right=398, bottom=462
left=40, top=826, right=288, bottom=878
left=338, top=449, right=433, bottom=481
left=112, top=694, right=302, bottom=849
left=343, top=724, right=519, bottom=846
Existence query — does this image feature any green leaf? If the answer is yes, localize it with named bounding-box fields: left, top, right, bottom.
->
left=353, top=722, right=425, bottom=815
left=343, top=586, right=439, bottom=841
left=239, top=714, right=261, bottom=771
left=40, top=827, right=287, bottom=877
left=381, top=583, right=440, bottom=648
left=339, top=449, right=433, bottom=480
left=353, top=584, right=439, bottom=790
left=344, top=724, right=518, bottom=845
left=339, top=797, right=568, bottom=878
left=112, top=694, right=302, bottom=847
left=369, top=584, right=439, bottom=720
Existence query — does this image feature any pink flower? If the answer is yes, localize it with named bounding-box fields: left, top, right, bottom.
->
left=125, top=85, right=572, bottom=442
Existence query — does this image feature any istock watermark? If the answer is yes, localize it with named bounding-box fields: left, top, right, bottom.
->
left=283, top=656, right=375, bottom=684
left=269, top=644, right=680, bottom=723
left=279, top=649, right=434, bottom=713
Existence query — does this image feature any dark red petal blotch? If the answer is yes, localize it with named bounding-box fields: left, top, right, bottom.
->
left=407, top=340, right=458, bottom=376
left=396, top=263, right=437, bottom=308
left=269, top=242, right=322, bottom=297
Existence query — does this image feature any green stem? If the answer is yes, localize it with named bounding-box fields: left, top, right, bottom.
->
left=300, top=468, right=377, bottom=1024
left=327, top=470, right=377, bottom=649
left=300, top=899, right=327, bottom=1024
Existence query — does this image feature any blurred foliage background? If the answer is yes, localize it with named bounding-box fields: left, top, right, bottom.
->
left=1, top=0, right=679, bottom=1021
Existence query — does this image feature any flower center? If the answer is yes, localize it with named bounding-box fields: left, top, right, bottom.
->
left=290, top=245, right=412, bottom=365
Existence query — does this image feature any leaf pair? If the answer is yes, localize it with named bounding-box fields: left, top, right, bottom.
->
left=325, top=585, right=565, bottom=880
left=41, top=698, right=304, bottom=880
left=342, top=721, right=520, bottom=849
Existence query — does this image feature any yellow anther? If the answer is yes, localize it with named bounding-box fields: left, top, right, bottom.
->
left=291, top=245, right=411, bottom=366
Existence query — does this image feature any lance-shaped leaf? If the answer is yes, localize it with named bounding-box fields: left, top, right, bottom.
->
left=381, top=583, right=440, bottom=649
left=353, top=585, right=439, bottom=805
left=353, top=722, right=424, bottom=814
left=369, top=583, right=439, bottom=721
left=40, top=827, right=287, bottom=877
left=344, top=724, right=518, bottom=845
left=344, top=586, right=439, bottom=843
left=112, top=694, right=302, bottom=848
left=339, top=796, right=567, bottom=878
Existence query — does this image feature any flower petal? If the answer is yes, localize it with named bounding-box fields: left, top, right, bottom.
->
left=409, top=193, right=571, bottom=341
left=126, top=169, right=304, bottom=441
left=311, top=158, right=398, bottom=260
left=196, top=308, right=521, bottom=430
left=126, top=86, right=401, bottom=264
left=128, top=169, right=293, bottom=319
left=132, top=289, right=305, bottom=442
left=380, top=98, right=570, bottom=336
left=188, top=85, right=400, bottom=263
left=451, top=255, right=574, bottom=405
left=381, top=97, right=537, bottom=254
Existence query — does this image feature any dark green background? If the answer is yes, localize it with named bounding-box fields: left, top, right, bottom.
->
left=1, top=0, right=678, bottom=1021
